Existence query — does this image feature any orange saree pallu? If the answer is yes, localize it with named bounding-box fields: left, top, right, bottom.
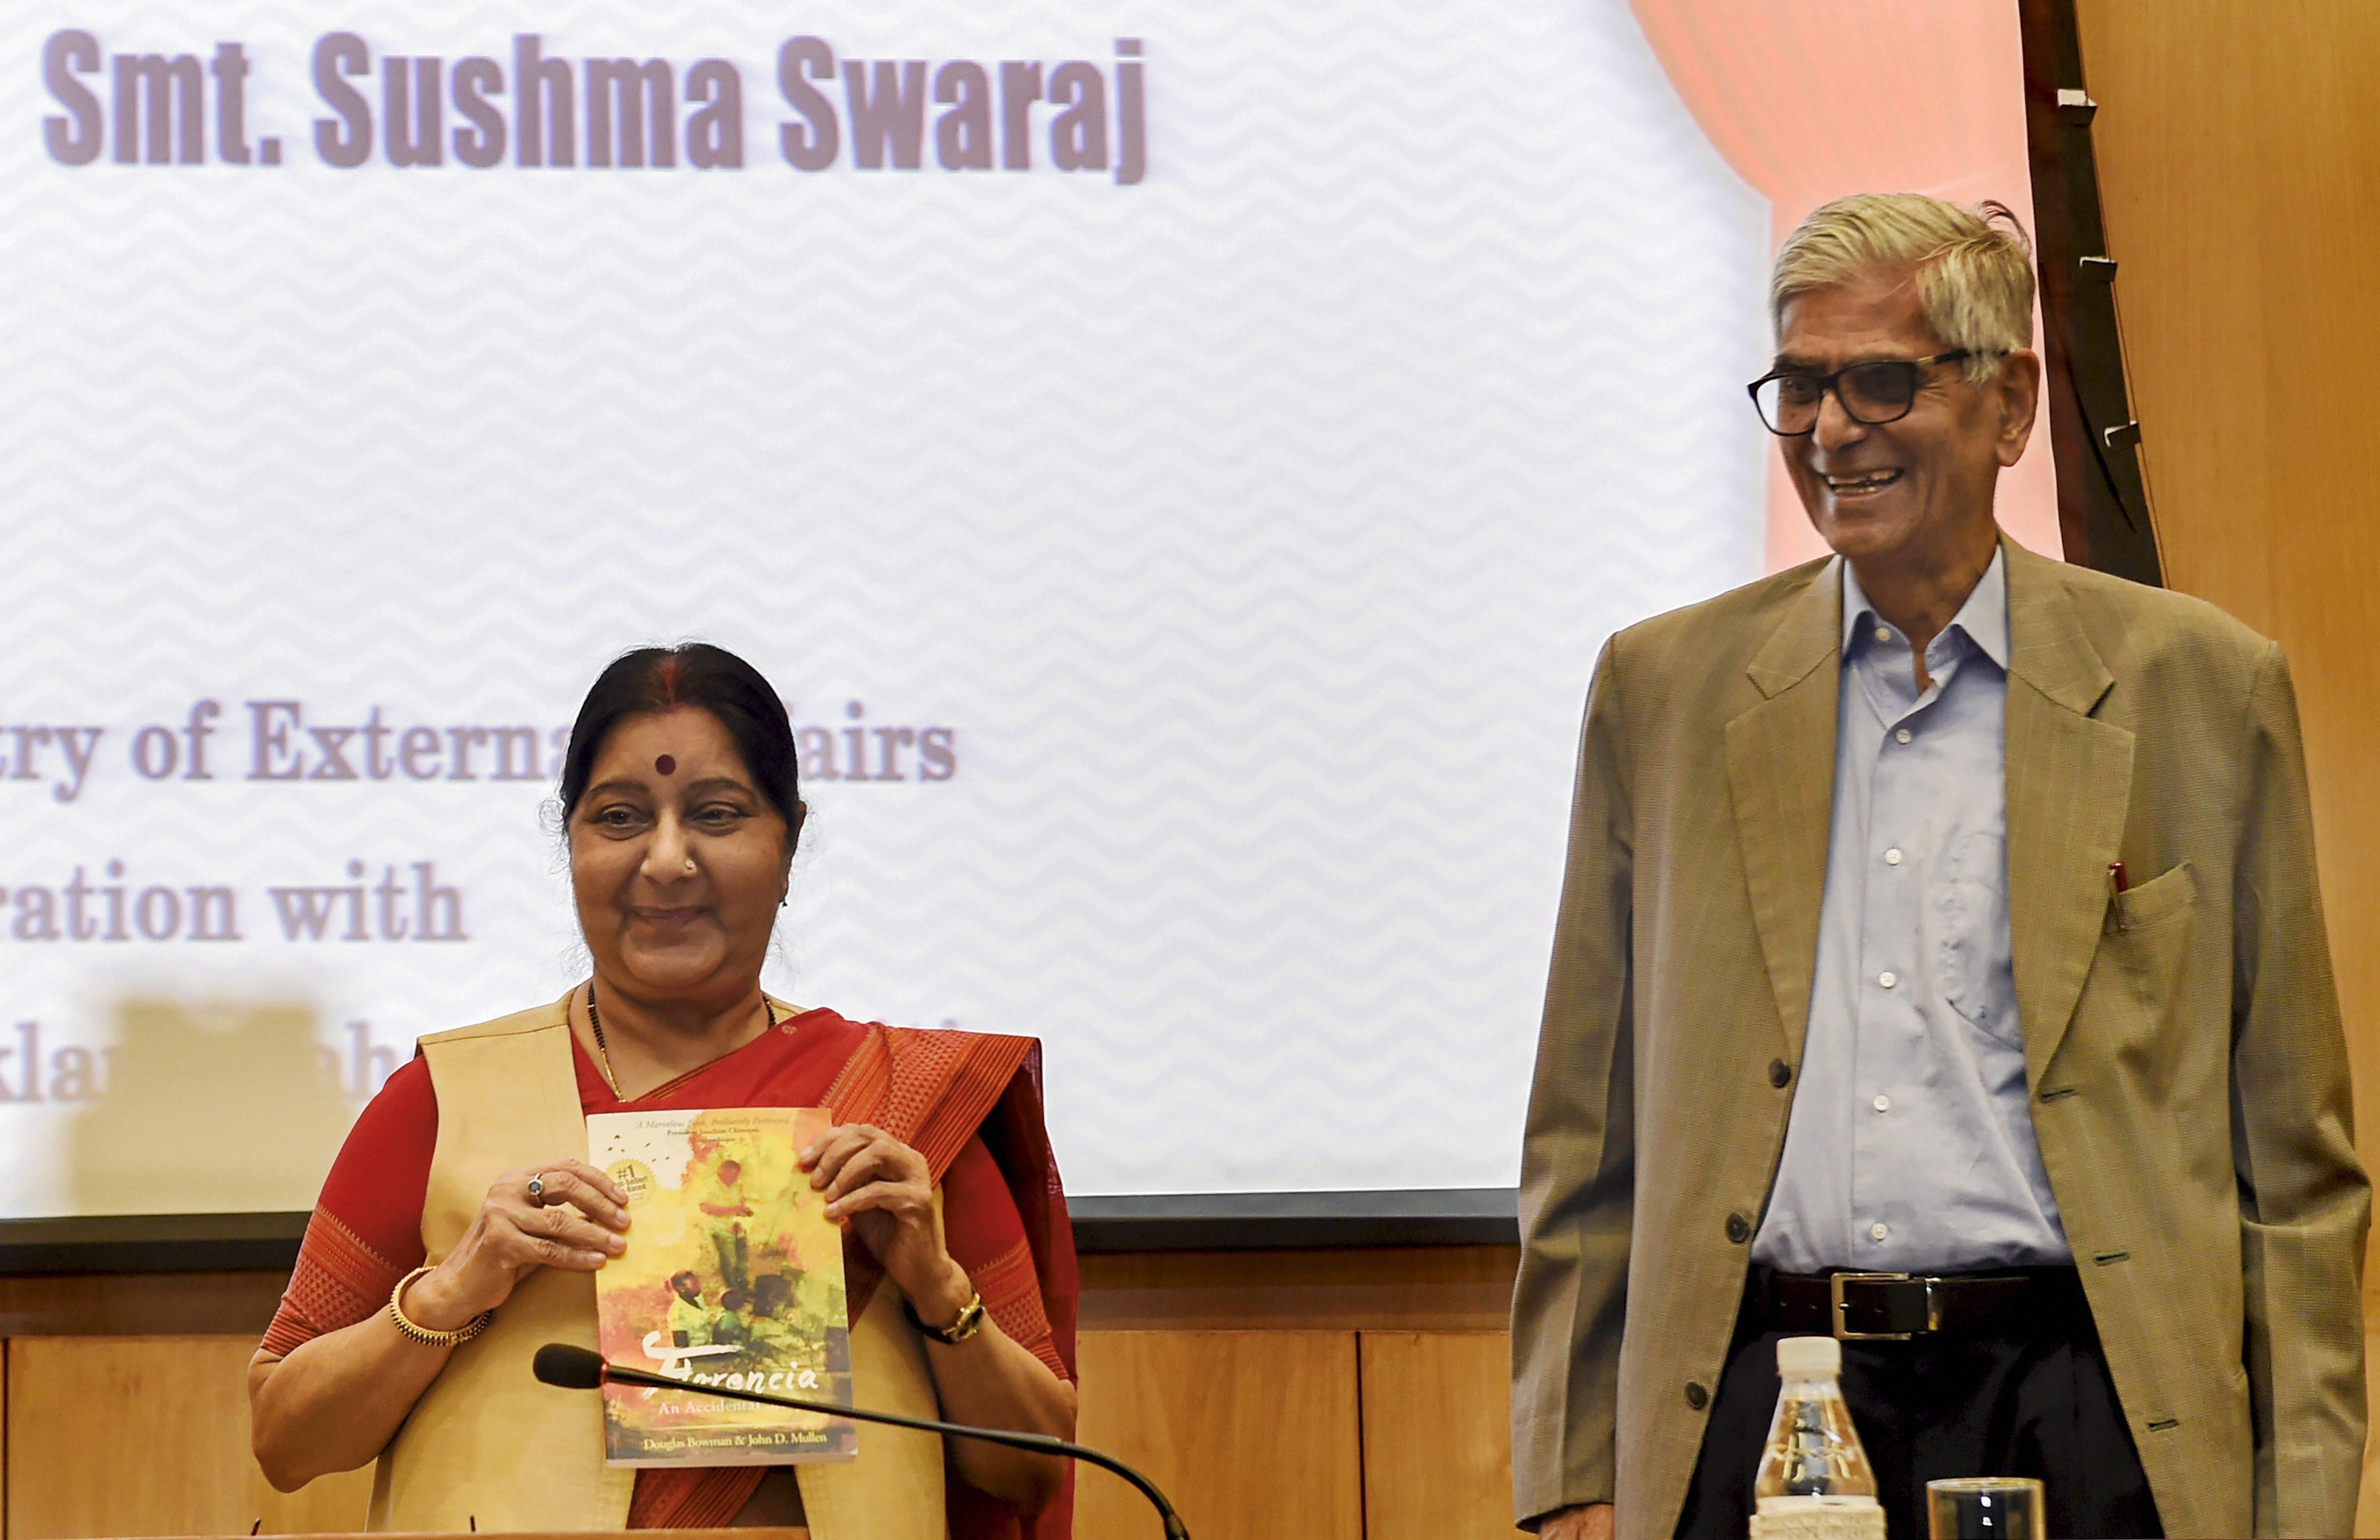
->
left=265, top=1005, right=1079, bottom=1540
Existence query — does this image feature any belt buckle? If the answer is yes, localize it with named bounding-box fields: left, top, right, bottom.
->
left=1828, top=1271, right=1921, bottom=1341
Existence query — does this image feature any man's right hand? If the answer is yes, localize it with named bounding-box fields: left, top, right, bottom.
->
left=1538, top=1502, right=1615, bottom=1540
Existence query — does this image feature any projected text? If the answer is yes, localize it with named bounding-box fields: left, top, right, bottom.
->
left=39, top=30, right=1149, bottom=182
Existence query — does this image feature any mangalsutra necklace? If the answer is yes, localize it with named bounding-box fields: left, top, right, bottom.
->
left=585, top=979, right=777, bottom=1101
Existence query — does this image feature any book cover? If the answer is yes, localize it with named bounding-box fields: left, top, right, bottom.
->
left=587, top=1106, right=857, bottom=1466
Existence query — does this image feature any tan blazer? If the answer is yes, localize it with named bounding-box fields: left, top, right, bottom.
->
left=1510, top=539, right=2368, bottom=1539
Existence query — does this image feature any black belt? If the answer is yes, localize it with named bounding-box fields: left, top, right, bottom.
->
left=1749, top=1265, right=2088, bottom=1342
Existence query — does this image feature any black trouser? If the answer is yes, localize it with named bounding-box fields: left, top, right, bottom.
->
left=1674, top=1268, right=2162, bottom=1540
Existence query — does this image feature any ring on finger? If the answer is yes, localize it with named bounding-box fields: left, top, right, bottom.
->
left=526, top=1173, right=547, bottom=1204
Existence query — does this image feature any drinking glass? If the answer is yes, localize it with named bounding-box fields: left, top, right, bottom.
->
left=1926, top=1477, right=2044, bottom=1540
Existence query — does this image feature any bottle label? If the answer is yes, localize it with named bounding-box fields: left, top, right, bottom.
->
left=1749, top=1496, right=1887, bottom=1540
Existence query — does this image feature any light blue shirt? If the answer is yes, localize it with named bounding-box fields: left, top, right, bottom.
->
left=1750, top=550, right=2072, bottom=1274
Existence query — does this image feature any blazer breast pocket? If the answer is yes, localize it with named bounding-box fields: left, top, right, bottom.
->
left=2107, top=858, right=2196, bottom=936
left=2091, top=861, right=2198, bottom=1039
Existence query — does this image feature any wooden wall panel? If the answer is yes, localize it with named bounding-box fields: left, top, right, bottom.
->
left=1073, top=1330, right=1363, bottom=1540
left=0, top=1325, right=1376, bottom=1540
left=2074, top=0, right=2380, bottom=1208
left=2073, top=0, right=2380, bottom=1526
left=0, top=1274, right=282, bottom=1340
left=0, top=1247, right=1519, bottom=1341
left=6, top=1336, right=369, bottom=1538
left=1081, top=1247, right=1516, bottom=1333
left=1359, top=1331, right=1512, bottom=1540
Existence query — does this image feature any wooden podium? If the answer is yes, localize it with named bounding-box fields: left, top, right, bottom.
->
left=136, top=1532, right=808, bottom=1540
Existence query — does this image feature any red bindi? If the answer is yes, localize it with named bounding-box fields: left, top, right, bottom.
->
left=654, top=755, right=676, bottom=775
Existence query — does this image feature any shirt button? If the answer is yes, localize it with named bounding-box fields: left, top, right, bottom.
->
left=1877, top=970, right=1898, bottom=989
left=1895, top=727, right=1913, bottom=744
left=1872, top=1094, right=1891, bottom=1112
left=1884, top=848, right=1903, bottom=866
left=1768, top=1059, right=1793, bottom=1089
left=1869, top=1221, right=1891, bottom=1242
left=1874, top=626, right=1891, bottom=644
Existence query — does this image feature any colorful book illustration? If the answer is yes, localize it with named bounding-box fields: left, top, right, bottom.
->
left=587, top=1107, right=856, bottom=1466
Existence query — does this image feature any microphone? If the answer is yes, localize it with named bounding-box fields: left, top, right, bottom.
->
left=534, top=1343, right=1190, bottom=1540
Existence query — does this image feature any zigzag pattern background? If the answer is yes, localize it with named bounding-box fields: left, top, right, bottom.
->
left=0, top=0, right=1769, bottom=1214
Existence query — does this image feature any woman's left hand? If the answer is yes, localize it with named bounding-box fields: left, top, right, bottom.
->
left=800, top=1124, right=973, bottom=1326
left=800, top=1121, right=1075, bottom=1512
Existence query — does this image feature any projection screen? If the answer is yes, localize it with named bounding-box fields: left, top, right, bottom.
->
left=0, top=0, right=2051, bottom=1220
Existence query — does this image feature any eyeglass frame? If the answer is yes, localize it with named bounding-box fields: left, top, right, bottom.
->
left=1745, top=350, right=1987, bottom=437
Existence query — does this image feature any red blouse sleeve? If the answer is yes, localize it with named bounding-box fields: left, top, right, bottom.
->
left=259, top=1055, right=439, bottom=1359
left=940, top=1134, right=1069, bottom=1384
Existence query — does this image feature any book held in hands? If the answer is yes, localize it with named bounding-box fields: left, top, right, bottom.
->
left=587, top=1106, right=857, bottom=1466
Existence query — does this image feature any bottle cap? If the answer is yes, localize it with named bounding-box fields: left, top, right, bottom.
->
left=1775, top=1335, right=1841, bottom=1376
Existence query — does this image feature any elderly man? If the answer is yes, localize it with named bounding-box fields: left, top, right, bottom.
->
left=1510, top=193, right=2367, bottom=1540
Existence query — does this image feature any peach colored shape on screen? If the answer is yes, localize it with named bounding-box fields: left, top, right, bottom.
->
left=1631, top=0, right=2063, bottom=571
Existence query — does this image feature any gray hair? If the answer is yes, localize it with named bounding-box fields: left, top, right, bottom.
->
left=1771, top=193, right=2036, bottom=384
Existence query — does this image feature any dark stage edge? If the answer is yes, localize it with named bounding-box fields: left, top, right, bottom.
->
left=0, top=1189, right=1521, bottom=1274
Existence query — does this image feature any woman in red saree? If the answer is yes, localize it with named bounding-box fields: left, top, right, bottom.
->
left=247, top=644, right=1078, bottom=1540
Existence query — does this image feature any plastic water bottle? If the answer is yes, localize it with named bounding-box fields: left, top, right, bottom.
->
left=1747, top=1336, right=1886, bottom=1540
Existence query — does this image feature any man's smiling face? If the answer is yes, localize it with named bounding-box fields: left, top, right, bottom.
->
left=1774, top=267, right=2032, bottom=568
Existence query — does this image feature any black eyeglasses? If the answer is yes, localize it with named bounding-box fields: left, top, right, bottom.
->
left=1746, top=351, right=1983, bottom=436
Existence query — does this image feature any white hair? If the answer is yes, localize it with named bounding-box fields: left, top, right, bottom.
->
left=1771, top=193, right=2036, bottom=383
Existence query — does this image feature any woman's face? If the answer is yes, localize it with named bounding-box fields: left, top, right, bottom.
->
left=569, top=707, right=795, bottom=1009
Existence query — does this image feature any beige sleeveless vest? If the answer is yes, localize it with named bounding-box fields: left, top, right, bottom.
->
left=368, top=996, right=949, bottom=1537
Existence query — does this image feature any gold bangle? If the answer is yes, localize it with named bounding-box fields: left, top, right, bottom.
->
left=388, top=1265, right=492, bottom=1347
left=904, top=1288, right=987, bottom=1345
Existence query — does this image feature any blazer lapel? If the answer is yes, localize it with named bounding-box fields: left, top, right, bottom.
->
left=1725, top=560, right=1843, bottom=1063
left=2001, top=539, right=2132, bottom=1084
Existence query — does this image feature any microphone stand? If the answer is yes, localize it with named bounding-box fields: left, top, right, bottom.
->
left=542, top=1348, right=1190, bottom=1540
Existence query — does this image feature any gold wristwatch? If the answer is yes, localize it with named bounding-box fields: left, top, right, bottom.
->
left=904, top=1288, right=987, bottom=1344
